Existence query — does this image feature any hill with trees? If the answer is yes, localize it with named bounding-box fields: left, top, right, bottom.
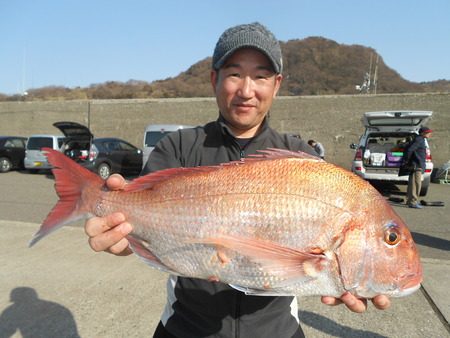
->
left=1, top=36, right=449, bottom=101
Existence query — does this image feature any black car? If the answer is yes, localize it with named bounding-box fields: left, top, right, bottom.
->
left=83, top=138, right=143, bottom=179
left=52, top=122, right=142, bottom=179
left=0, top=136, right=28, bottom=173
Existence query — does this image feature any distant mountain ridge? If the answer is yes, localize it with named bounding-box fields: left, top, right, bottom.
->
left=1, top=36, right=449, bottom=101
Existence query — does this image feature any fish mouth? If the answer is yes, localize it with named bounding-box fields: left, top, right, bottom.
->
left=400, top=274, right=422, bottom=289
left=380, top=274, right=422, bottom=298
left=398, top=269, right=423, bottom=294
left=395, top=282, right=421, bottom=297
left=399, top=258, right=423, bottom=289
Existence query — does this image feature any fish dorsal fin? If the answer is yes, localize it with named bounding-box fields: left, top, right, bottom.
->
left=220, top=149, right=322, bottom=168
left=249, top=148, right=322, bottom=161
left=124, top=148, right=320, bottom=193
left=124, top=166, right=221, bottom=192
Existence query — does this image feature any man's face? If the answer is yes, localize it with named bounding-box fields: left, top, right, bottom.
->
left=210, top=48, right=282, bottom=138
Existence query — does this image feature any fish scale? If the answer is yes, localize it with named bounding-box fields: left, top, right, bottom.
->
left=30, top=148, right=422, bottom=298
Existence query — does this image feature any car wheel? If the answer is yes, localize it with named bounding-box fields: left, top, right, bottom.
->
left=420, top=176, right=430, bottom=196
left=0, top=157, right=12, bottom=173
left=97, top=163, right=111, bottom=179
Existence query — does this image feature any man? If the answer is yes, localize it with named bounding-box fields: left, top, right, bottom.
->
left=307, top=139, right=325, bottom=159
left=405, top=126, right=432, bottom=208
left=85, top=22, right=390, bottom=338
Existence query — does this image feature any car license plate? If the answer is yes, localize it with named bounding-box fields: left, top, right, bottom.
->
left=34, top=162, right=42, bottom=167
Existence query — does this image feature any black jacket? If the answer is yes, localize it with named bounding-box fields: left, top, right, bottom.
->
left=142, top=116, right=315, bottom=338
left=405, top=135, right=427, bottom=172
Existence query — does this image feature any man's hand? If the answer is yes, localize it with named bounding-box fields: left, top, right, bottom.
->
left=321, top=293, right=390, bottom=313
left=84, top=174, right=133, bottom=256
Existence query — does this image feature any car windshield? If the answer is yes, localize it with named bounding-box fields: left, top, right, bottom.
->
left=4, top=138, right=25, bottom=148
left=27, top=138, right=54, bottom=150
left=144, top=131, right=171, bottom=147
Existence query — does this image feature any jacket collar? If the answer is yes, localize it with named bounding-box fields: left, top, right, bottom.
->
left=217, top=113, right=270, bottom=140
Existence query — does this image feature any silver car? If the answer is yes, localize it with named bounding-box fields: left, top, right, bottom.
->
left=24, top=135, right=65, bottom=172
left=142, top=124, right=193, bottom=168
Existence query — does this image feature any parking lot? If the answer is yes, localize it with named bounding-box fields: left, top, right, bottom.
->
left=0, top=170, right=449, bottom=337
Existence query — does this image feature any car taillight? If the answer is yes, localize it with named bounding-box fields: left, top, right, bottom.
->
left=89, top=146, right=98, bottom=161
left=354, top=148, right=363, bottom=161
left=426, top=148, right=432, bottom=162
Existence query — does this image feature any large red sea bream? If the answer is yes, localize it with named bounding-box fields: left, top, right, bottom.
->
left=30, top=148, right=422, bottom=298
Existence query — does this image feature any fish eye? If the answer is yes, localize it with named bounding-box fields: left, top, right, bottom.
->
left=384, top=228, right=401, bottom=246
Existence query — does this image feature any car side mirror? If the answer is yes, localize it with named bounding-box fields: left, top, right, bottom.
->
left=349, top=143, right=358, bottom=150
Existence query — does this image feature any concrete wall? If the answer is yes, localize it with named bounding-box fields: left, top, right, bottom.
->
left=1, top=92, right=449, bottom=169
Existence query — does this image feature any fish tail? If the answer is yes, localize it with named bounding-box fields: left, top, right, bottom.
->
left=29, top=148, right=105, bottom=247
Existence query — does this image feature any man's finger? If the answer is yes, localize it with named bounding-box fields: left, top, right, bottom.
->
left=321, top=296, right=343, bottom=306
left=106, top=238, right=133, bottom=256
left=371, top=295, right=390, bottom=310
left=88, top=221, right=133, bottom=252
left=106, top=174, right=127, bottom=191
left=339, top=292, right=368, bottom=313
left=85, top=212, right=126, bottom=237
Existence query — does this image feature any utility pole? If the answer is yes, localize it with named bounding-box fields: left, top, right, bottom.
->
left=373, top=54, right=379, bottom=94
left=355, top=52, right=379, bottom=94
left=21, top=46, right=28, bottom=97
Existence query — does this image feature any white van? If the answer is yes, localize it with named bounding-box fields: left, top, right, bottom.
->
left=24, top=134, right=65, bottom=172
left=142, top=124, right=193, bottom=167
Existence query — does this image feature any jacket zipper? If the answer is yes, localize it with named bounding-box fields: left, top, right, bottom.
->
left=235, top=290, right=242, bottom=338
left=237, top=139, right=254, bottom=159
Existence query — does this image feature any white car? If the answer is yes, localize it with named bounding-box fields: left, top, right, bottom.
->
left=350, top=110, right=433, bottom=196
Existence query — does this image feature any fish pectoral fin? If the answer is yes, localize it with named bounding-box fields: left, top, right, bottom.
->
left=191, top=235, right=328, bottom=280
left=127, top=236, right=178, bottom=275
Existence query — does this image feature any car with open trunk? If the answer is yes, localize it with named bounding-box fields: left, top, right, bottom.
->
left=53, top=121, right=142, bottom=179
left=350, top=110, right=433, bottom=196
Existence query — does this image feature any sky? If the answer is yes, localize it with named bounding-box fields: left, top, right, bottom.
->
left=1, top=0, right=449, bottom=95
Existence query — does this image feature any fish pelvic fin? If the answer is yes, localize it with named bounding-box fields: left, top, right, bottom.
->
left=190, top=235, right=328, bottom=285
left=29, top=148, right=104, bottom=247
left=127, top=236, right=179, bottom=275
left=228, top=284, right=296, bottom=297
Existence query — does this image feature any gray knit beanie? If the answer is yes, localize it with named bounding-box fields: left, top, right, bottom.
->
left=212, top=22, right=283, bottom=74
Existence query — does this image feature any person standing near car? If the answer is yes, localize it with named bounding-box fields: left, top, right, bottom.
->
left=307, top=139, right=325, bottom=159
left=405, top=126, right=432, bottom=208
left=84, top=22, right=391, bottom=338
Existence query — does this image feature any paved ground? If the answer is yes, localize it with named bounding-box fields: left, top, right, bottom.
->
left=0, top=172, right=449, bottom=337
